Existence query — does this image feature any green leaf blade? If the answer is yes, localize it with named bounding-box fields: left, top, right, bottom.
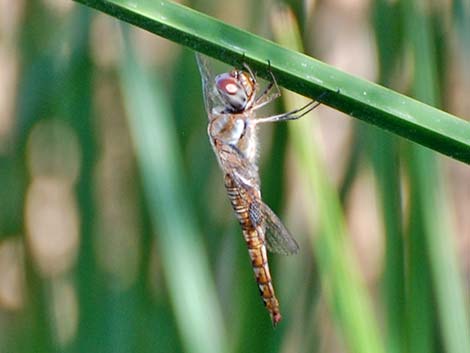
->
left=74, top=0, right=470, bottom=163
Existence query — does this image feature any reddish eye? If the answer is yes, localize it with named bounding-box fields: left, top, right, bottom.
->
left=216, top=77, right=239, bottom=95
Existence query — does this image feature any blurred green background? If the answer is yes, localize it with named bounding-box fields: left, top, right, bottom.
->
left=0, top=0, right=468, bottom=353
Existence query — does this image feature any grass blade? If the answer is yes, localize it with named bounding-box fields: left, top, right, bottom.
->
left=271, top=7, right=386, bottom=353
left=72, top=0, right=470, bottom=163
left=119, top=27, right=227, bottom=353
left=402, top=1, right=470, bottom=352
left=370, top=2, right=406, bottom=353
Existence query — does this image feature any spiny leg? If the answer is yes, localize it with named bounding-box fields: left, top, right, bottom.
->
left=252, top=60, right=282, bottom=110
left=239, top=59, right=281, bottom=111
left=254, top=96, right=322, bottom=124
left=242, top=61, right=257, bottom=84
left=255, top=90, right=332, bottom=124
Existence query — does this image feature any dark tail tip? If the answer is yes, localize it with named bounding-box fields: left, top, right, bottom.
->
left=271, top=312, right=282, bottom=327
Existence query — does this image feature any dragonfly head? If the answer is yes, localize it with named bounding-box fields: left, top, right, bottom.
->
left=215, top=70, right=256, bottom=113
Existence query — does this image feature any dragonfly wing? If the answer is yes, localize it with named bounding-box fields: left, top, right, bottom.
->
left=195, top=53, right=223, bottom=117
left=261, top=203, right=299, bottom=255
left=218, top=142, right=261, bottom=187
left=227, top=158, right=299, bottom=256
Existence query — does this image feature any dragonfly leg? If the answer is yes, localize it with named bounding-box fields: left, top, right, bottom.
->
left=242, top=61, right=257, bottom=84
left=252, top=60, right=281, bottom=110
left=255, top=90, right=331, bottom=124
left=254, top=99, right=319, bottom=124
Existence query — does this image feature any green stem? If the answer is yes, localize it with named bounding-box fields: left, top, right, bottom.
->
left=74, top=0, right=470, bottom=163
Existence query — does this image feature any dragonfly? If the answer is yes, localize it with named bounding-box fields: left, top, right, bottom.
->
left=196, top=53, right=322, bottom=326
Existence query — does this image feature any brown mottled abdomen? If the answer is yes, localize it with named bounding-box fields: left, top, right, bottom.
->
left=224, top=174, right=282, bottom=326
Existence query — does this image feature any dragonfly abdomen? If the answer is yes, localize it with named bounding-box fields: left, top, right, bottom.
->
left=244, top=228, right=282, bottom=325
left=224, top=174, right=282, bottom=326
left=225, top=181, right=251, bottom=229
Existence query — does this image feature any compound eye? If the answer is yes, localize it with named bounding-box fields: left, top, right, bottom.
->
left=216, top=77, right=240, bottom=95
left=215, top=73, right=248, bottom=111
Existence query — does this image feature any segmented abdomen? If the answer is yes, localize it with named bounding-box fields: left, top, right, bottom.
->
left=224, top=174, right=282, bottom=326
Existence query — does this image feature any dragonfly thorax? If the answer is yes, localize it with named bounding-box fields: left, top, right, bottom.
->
left=208, top=114, right=258, bottom=166
left=215, top=70, right=256, bottom=113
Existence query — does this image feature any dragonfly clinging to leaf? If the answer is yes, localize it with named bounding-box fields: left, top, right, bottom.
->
left=196, top=53, right=322, bottom=326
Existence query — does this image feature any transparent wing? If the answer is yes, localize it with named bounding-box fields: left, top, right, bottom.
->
left=225, top=158, right=298, bottom=256
left=195, top=52, right=223, bottom=117
left=248, top=198, right=299, bottom=255
left=262, top=203, right=299, bottom=255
